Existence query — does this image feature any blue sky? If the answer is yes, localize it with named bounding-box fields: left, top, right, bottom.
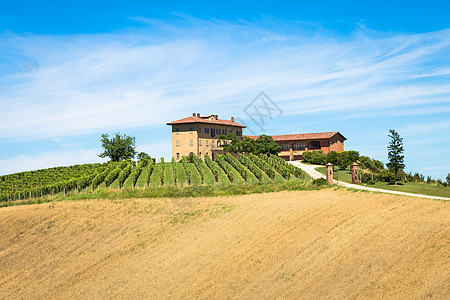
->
left=1, top=0, right=450, bottom=180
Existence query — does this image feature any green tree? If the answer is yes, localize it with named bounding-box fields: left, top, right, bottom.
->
left=386, top=129, right=405, bottom=185
left=218, top=133, right=241, bottom=153
left=254, top=135, right=281, bottom=155
left=326, top=151, right=339, bottom=165
left=137, top=152, right=153, bottom=162
left=98, top=133, right=137, bottom=162
left=446, top=173, right=450, bottom=186
left=219, top=134, right=281, bottom=155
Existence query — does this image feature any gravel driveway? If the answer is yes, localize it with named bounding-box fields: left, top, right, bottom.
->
left=289, top=161, right=450, bottom=201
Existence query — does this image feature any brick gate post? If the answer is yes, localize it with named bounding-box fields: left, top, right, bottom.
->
left=351, top=162, right=359, bottom=184
left=326, top=163, right=334, bottom=184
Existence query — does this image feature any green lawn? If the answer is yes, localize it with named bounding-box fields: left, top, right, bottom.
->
left=316, top=166, right=450, bottom=198
left=367, top=182, right=450, bottom=198
left=316, top=166, right=353, bottom=183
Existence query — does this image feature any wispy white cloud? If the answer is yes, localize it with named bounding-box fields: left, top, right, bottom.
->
left=401, top=120, right=450, bottom=136
left=0, top=18, right=449, bottom=143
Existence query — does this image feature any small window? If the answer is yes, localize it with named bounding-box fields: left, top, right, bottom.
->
left=176, top=140, right=179, bottom=147
left=190, top=127, right=193, bottom=134
left=206, top=140, right=209, bottom=146
left=176, top=153, right=180, bottom=159
left=199, top=139, right=202, bottom=146
left=205, top=128, right=209, bottom=134
left=212, top=140, right=214, bottom=149
left=224, top=129, right=227, bottom=135
left=217, top=129, right=221, bottom=135
left=190, top=139, right=193, bottom=146
left=198, top=127, right=201, bottom=133
left=175, top=128, right=179, bottom=135
left=199, top=152, right=202, bottom=157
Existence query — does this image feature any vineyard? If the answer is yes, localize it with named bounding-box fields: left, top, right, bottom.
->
left=0, top=154, right=308, bottom=202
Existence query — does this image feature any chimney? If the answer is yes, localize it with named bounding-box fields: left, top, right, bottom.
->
left=197, top=113, right=200, bottom=117
left=215, top=115, right=218, bottom=120
left=192, top=113, right=196, bottom=116
left=231, top=117, right=235, bottom=122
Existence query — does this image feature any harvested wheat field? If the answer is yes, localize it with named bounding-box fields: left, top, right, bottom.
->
left=1, top=190, right=449, bottom=299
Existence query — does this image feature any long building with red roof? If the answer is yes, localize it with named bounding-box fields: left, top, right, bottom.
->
left=245, top=132, right=346, bottom=161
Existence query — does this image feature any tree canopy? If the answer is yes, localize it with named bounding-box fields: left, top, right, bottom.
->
left=218, top=133, right=280, bottom=155
left=98, top=133, right=137, bottom=162
left=386, top=129, right=405, bottom=185
left=137, top=152, right=154, bottom=163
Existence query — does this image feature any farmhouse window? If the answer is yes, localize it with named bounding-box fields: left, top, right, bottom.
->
left=308, top=141, right=321, bottom=150
left=190, top=139, right=193, bottom=146
left=293, top=142, right=305, bottom=150
left=176, top=140, right=179, bottom=147
left=280, top=143, right=290, bottom=151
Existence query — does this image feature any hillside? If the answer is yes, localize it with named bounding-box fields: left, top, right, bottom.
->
left=0, top=153, right=307, bottom=202
left=1, top=190, right=449, bottom=299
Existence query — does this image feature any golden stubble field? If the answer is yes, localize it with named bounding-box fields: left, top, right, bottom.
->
left=0, top=190, right=449, bottom=299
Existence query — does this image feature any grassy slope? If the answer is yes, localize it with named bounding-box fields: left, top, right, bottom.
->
left=186, top=163, right=202, bottom=185
left=316, top=166, right=450, bottom=198
left=163, top=164, right=175, bottom=186
left=135, top=168, right=148, bottom=187
left=205, top=160, right=230, bottom=185
left=1, top=190, right=448, bottom=299
left=175, top=164, right=187, bottom=186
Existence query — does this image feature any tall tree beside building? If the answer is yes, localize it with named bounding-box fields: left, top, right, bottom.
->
left=98, top=133, right=137, bottom=161
left=254, top=135, right=281, bottom=155
left=387, top=129, right=405, bottom=185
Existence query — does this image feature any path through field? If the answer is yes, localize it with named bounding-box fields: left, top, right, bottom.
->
left=1, top=190, right=449, bottom=299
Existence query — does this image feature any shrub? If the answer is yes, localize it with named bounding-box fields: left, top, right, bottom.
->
left=302, top=151, right=326, bottom=165
left=366, top=179, right=376, bottom=185
left=312, top=178, right=328, bottom=186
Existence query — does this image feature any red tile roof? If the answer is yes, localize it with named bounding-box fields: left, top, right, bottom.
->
left=244, top=132, right=346, bottom=141
left=167, top=115, right=246, bottom=128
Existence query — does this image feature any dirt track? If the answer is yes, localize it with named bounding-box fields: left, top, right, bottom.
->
left=1, top=190, right=449, bottom=299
